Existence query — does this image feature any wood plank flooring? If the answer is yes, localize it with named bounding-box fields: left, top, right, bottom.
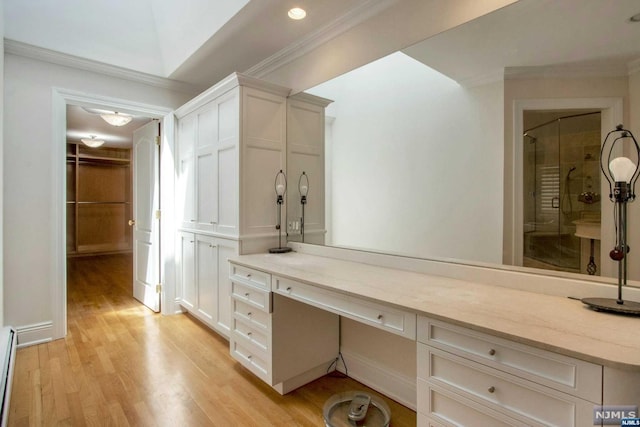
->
left=9, top=254, right=416, bottom=426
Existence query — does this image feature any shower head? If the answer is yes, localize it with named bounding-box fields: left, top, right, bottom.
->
left=566, top=166, right=577, bottom=179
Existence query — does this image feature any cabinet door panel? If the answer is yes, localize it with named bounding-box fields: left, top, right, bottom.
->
left=196, top=150, right=217, bottom=229
left=178, top=116, right=196, bottom=227
left=217, top=145, right=238, bottom=234
left=196, top=235, right=218, bottom=323
left=197, top=104, right=217, bottom=150
left=179, top=232, right=196, bottom=310
left=216, top=242, right=236, bottom=335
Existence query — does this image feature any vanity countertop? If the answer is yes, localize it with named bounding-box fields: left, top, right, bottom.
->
left=230, top=251, right=640, bottom=371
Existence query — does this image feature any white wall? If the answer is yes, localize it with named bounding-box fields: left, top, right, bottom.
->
left=309, top=52, right=504, bottom=264
left=3, top=53, right=196, bottom=338
left=0, top=1, right=4, bottom=327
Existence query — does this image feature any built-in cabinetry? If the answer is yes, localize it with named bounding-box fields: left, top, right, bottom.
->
left=175, top=73, right=310, bottom=336
left=66, top=142, right=132, bottom=256
left=228, top=264, right=339, bottom=394
left=285, top=93, right=332, bottom=245
left=228, top=251, right=640, bottom=427
left=417, top=316, right=599, bottom=426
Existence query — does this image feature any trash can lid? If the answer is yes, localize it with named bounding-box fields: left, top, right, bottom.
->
left=323, top=391, right=391, bottom=427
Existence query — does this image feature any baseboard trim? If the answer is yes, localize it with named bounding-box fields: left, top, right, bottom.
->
left=15, top=322, right=53, bottom=347
left=338, top=349, right=416, bottom=410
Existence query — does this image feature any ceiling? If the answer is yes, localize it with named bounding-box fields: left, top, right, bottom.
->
left=5, top=0, right=640, bottom=147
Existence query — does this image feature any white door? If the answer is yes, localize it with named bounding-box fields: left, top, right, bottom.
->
left=132, top=121, right=161, bottom=312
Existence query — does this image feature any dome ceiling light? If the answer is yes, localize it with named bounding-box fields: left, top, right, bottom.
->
left=288, top=7, right=306, bottom=20
left=81, top=135, right=105, bottom=148
left=100, top=111, right=133, bottom=127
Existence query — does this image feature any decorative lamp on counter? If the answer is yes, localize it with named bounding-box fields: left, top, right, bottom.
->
left=299, top=171, right=309, bottom=243
left=269, top=170, right=292, bottom=253
left=582, top=124, right=640, bottom=315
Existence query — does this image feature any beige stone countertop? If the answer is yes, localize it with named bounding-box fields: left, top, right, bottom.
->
left=230, top=252, right=640, bottom=371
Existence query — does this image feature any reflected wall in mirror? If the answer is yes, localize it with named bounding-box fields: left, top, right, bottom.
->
left=288, top=0, right=640, bottom=286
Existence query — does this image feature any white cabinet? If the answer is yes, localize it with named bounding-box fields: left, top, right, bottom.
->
left=229, top=263, right=339, bottom=394
left=176, top=90, right=239, bottom=235
left=285, top=93, right=332, bottom=245
left=177, top=231, right=237, bottom=337
left=417, top=316, right=600, bottom=426
left=175, top=73, right=292, bottom=338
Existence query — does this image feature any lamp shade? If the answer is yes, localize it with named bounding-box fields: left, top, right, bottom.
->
left=609, top=157, right=637, bottom=183
left=100, top=112, right=132, bottom=127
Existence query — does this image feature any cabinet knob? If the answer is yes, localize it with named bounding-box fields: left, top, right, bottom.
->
left=247, top=312, right=252, bottom=316
left=245, top=293, right=250, bottom=298
left=247, top=332, right=252, bottom=336
left=246, top=274, right=252, bottom=278
left=209, top=244, right=216, bottom=248
left=286, top=287, right=292, bottom=292
left=488, top=349, right=496, bottom=356
left=488, top=386, right=495, bottom=393
left=210, top=221, right=215, bottom=224
left=128, top=219, right=136, bottom=226
left=377, top=314, right=383, bottom=320
left=247, top=355, right=252, bottom=360
left=190, top=219, right=196, bottom=222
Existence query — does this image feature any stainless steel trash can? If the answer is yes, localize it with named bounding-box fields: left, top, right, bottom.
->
left=323, top=391, right=391, bottom=426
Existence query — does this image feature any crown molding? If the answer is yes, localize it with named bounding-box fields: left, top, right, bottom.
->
left=244, top=0, right=399, bottom=79
left=505, top=63, right=631, bottom=81
left=4, top=39, right=202, bottom=95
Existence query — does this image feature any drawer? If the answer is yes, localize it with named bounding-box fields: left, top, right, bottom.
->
left=419, top=345, right=593, bottom=427
left=417, top=380, right=520, bottom=427
left=233, top=300, right=270, bottom=331
left=273, top=276, right=416, bottom=339
left=232, top=317, right=269, bottom=352
left=231, top=280, right=272, bottom=312
left=418, top=316, right=601, bottom=403
left=230, top=338, right=270, bottom=383
left=229, top=264, right=271, bottom=291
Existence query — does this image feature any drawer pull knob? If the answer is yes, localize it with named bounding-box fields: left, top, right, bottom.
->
left=247, top=355, right=252, bottom=360
left=246, top=274, right=252, bottom=278
left=377, top=314, right=383, bottom=320
left=247, top=312, right=252, bottom=316
left=489, top=349, right=496, bottom=356
left=245, top=293, right=250, bottom=297
left=286, top=287, right=292, bottom=291
left=488, top=386, right=495, bottom=393
left=247, top=332, right=252, bottom=336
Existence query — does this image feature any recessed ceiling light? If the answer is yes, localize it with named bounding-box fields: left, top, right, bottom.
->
left=630, top=12, right=640, bottom=22
left=288, top=7, right=306, bottom=20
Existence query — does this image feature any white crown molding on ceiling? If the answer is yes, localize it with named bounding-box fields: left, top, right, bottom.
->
left=244, top=0, right=399, bottom=79
left=4, top=39, right=203, bottom=95
left=504, top=63, right=633, bottom=81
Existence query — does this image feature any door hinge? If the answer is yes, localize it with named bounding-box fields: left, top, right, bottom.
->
left=156, top=283, right=162, bottom=293
left=155, top=210, right=161, bottom=219
left=155, top=136, right=160, bottom=146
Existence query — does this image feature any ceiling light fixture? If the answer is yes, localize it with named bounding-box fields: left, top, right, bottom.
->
left=81, top=135, right=105, bottom=148
left=100, top=112, right=133, bottom=127
left=288, top=7, right=306, bottom=20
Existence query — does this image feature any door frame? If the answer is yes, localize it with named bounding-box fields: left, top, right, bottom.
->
left=52, top=88, right=177, bottom=340
left=511, top=97, right=623, bottom=276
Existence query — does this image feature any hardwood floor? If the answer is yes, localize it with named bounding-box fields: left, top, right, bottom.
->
left=9, top=254, right=416, bottom=426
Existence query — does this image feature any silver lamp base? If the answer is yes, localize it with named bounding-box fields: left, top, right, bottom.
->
left=581, top=297, right=640, bottom=315
left=268, top=246, right=292, bottom=254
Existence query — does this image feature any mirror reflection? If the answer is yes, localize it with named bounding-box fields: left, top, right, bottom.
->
left=288, top=0, right=640, bottom=286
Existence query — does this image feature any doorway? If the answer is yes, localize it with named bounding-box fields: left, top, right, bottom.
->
left=52, top=88, right=175, bottom=340
left=522, top=111, right=601, bottom=274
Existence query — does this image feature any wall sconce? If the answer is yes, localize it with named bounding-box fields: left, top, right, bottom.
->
left=299, top=171, right=309, bottom=243
left=582, top=124, right=640, bottom=314
left=269, top=170, right=292, bottom=253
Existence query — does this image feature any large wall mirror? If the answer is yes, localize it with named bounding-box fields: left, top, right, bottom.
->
left=286, top=0, right=640, bottom=287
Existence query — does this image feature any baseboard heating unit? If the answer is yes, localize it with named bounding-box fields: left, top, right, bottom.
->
left=0, top=327, right=16, bottom=426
